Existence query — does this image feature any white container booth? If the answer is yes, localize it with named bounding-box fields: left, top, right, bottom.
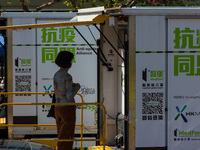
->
left=0, top=9, right=109, bottom=148
left=122, top=7, right=200, bottom=150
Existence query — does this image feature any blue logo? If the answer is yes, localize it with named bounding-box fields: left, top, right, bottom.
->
left=43, top=85, right=53, bottom=98
left=175, top=105, right=188, bottom=123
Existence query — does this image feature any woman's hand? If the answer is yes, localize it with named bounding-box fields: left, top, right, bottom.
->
left=73, top=83, right=80, bottom=90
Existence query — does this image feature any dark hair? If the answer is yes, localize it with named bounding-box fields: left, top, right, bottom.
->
left=55, top=51, right=74, bottom=68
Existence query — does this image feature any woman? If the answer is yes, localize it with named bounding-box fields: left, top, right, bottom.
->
left=54, top=51, right=80, bottom=150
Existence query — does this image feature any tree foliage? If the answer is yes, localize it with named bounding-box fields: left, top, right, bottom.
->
left=0, top=0, right=198, bottom=12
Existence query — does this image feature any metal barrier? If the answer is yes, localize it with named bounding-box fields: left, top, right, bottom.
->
left=0, top=92, right=106, bottom=150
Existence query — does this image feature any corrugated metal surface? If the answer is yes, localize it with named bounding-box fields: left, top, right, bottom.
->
left=123, top=7, right=200, bottom=16
left=2, top=12, right=76, bottom=19
left=136, top=16, right=166, bottom=52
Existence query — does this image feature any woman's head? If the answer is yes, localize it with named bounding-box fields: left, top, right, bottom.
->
left=55, top=51, right=74, bottom=68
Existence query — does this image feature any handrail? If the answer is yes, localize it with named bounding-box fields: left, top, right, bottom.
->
left=0, top=92, right=54, bottom=95
left=0, top=92, right=106, bottom=150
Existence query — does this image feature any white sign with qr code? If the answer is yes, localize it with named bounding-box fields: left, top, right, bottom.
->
left=136, top=53, right=166, bottom=147
left=135, top=16, right=166, bottom=148
left=12, top=18, right=37, bottom=117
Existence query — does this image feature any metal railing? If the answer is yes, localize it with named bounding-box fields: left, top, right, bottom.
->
left=0, top=92, right=106, bottom=150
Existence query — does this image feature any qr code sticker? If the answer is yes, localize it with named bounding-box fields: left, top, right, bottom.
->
left=15, top=75, right=31, bottom=92
left=142, top=93, right=163, bottom=115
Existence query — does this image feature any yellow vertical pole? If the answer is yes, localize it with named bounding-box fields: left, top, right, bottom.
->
left=81, top=98, right=83, bottom=149
left=77, top=93, right=83, bottom=149
left=7, top=18, right=14, bottom=139
left=103, top=105, right=106, bottom=150
left=128, top=16, right=136, bottom=150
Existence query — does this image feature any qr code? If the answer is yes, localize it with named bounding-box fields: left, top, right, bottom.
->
left=15, top=75, right=31, bottom=92
left=142, top=93, right=163, bottom=115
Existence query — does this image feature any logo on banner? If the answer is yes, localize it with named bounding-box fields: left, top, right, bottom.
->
left=41, top=47, right=76, bottom=63
left=174, top=105, right=188, bottom=123
left=174, top=55, right=200, bottom=76
left=41, top=27, right=75, bottom=43
left=142, top=68, right=164, bottom=89
left=174, top=128, right=191, bottom=141
left=174, top=27, right=200, bottom=49
left=42, top=85, right=53, bottom=112
left=15, top=57, right=31, bottom=67
left=76, top=47, right=94, bottom=55
left=15, top=57, right=32, bottom=74
left=142, top=68, right=148, bottom=82
left=78, top=85, right=95, bottom=97
left=142, top=68, right=164, bottom=81
left=43, top=85, right=53, bottom=98
left=174, top=105, right=200, bottom=123
left=42, top=104, right=51, bottom=112
left=173, top=128, right=200, bottom=141
left=41, top=27, right=76, bottom=64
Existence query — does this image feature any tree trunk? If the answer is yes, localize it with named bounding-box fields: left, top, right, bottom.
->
left=20, top=0, right=30, bottom=12
left=36, top=0, right=61, bottom=12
